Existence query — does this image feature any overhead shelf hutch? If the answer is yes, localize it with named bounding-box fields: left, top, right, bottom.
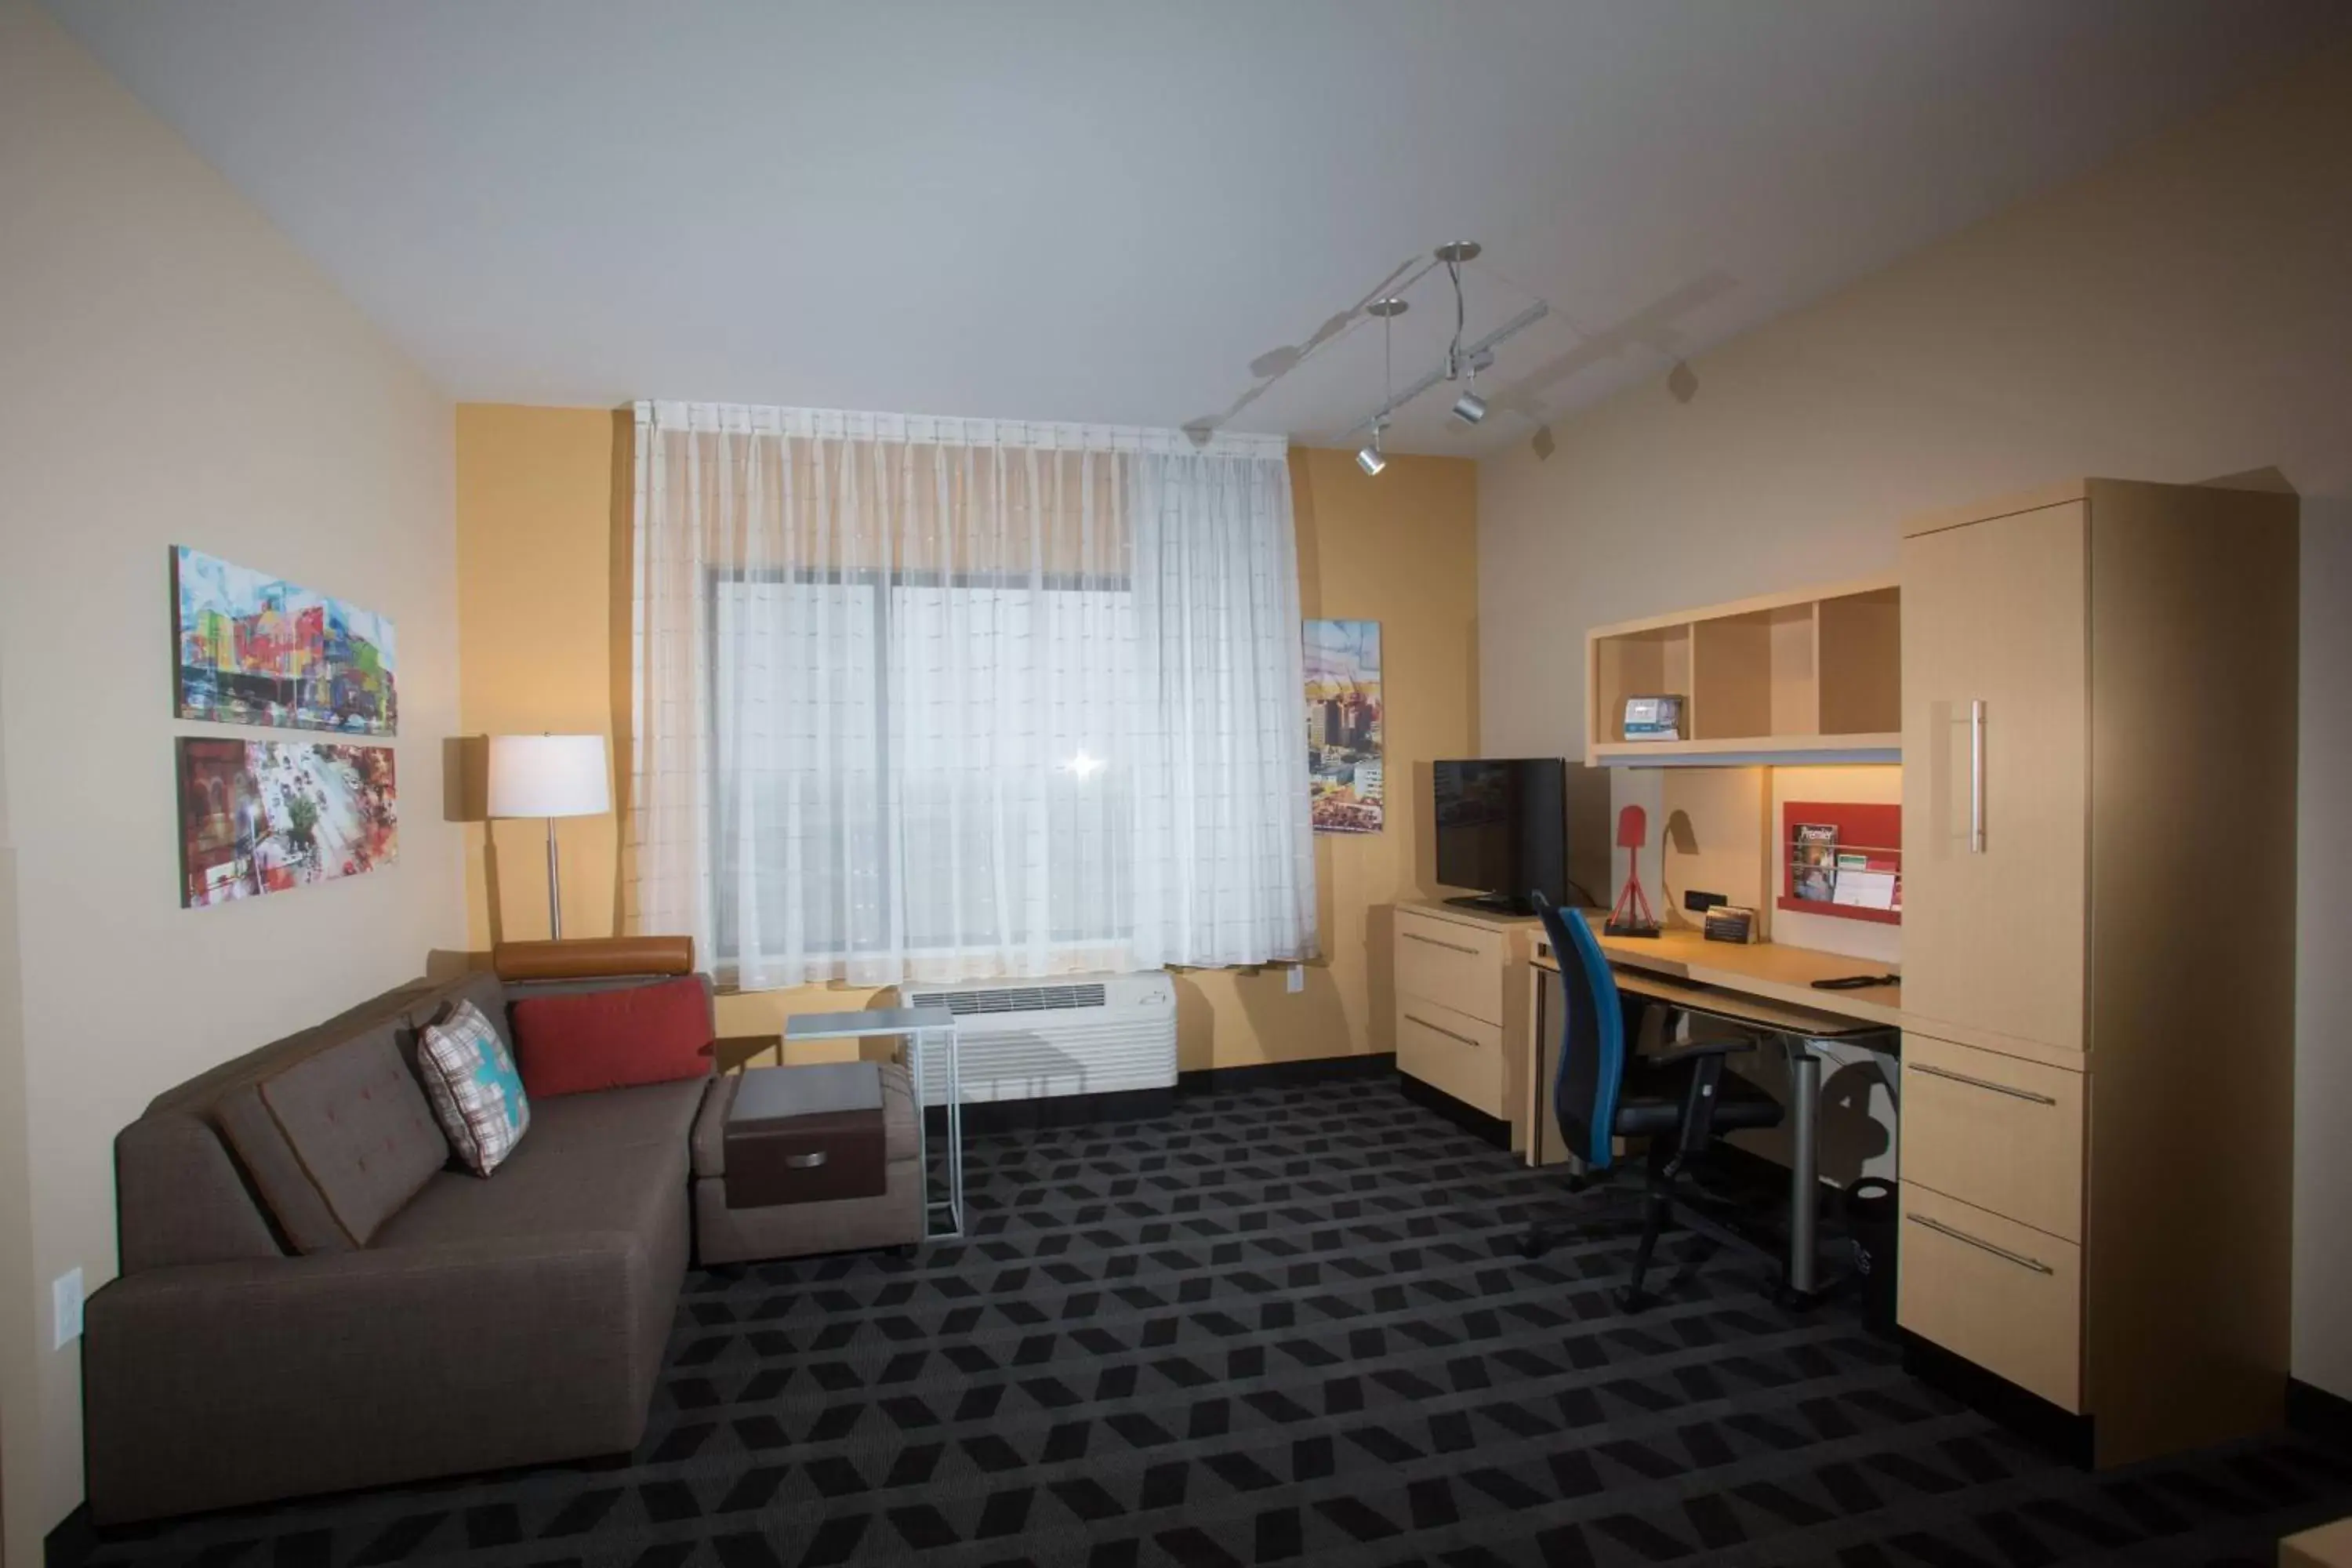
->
left=1584, top=574, right=1901, bottom=767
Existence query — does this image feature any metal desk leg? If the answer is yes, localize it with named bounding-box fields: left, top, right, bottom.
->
left=1787, top=1041, right=1824, bottom=1296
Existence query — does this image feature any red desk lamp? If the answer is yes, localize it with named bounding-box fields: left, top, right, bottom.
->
left=1606, top=803, right=1661, bottom=938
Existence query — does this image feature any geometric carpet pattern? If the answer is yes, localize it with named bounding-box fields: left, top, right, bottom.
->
left=82, top=1078, right=2352, bottom=1568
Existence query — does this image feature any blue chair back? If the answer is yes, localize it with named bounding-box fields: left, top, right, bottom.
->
left=1533, top=893, right=1628, bottom=1171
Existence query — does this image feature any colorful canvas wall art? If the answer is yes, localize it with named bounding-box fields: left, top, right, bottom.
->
left=1305, top=618, right=1383, bottom=834
left=178, top=738, right=398, bottom=909
left=174, top=546, right=398, bottom=735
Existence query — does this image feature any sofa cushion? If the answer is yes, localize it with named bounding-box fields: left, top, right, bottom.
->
left=192, top=981, right=440, bottom=1255
left=517, top=1077, right=709, bottom=1160
left=372, top=1106, right=691, bottom=1254
left=416, top=1000, right=532, bottom=1177
left=216, top=1081, right=354, bottom=1254
left=250, top=1025, right=449, bottom=1249
left=510, top=976, right=714, bottom=1098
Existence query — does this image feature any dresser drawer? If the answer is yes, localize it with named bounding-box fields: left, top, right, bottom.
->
left=1900, top=1034, right=2085, bottom=1243
left=1394, top=910, right=1507, bottom=1024
left=1396, top=997, right=1504, bottom=1117
left=1900, top=1185, right=2083, bottom=1412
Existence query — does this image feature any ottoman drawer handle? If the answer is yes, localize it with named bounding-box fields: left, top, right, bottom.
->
left=784, top=1152, right=829, bottom=1169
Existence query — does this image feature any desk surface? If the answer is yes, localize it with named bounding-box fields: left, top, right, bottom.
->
left=1535, top=913, right=1904, bottom=1031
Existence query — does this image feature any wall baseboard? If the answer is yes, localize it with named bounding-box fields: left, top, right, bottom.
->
left=1394, top=1069, right=1512, bottom=1150
left=45, top=1504, right=93, bottom=1568
left=2288, top=1377, right=2352, bottom=1447
left=1177, top=1053, right=1396, bottom=1095
left=1900, top=1330, right=2095, bottom=1468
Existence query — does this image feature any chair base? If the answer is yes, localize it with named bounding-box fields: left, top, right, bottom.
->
left=1519, top=1155, right=1788, bottom=1310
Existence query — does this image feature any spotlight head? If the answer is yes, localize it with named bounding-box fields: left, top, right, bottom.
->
left=1451, top=389, right=1488, bottom=426
left=1355, top=440, right=1387, bottom=477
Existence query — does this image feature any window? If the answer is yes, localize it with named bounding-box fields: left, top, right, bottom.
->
left=631, top=402, right=1312, bottom=989
left=710, top=570, right=1135, bottom=978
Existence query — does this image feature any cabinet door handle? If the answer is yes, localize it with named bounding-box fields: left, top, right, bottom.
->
left=1907, top=1211, right=2053, bottom=1275
left=1968, top=699, right=1987, bottom=854
left=1910, top=1062, right=2056, bottom=1106
left=783, top=1151, right=829, bottom=1169
left=1404, top=1013, right=1483, bottom=1047
left=1402, top=931, right=1479, bottom=956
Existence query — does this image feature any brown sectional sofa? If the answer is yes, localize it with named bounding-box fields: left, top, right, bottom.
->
left=84, top=964, right=710, bottom=1525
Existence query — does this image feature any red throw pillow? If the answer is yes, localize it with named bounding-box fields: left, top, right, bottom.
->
left=510, top=977, right=713, bottom=1098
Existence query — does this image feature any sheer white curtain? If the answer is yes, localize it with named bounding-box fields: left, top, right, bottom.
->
left=629, top=401, right=1314, bottom=989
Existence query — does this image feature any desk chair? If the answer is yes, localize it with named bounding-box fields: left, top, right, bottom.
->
left=1525, top=892, right=1788, bottom=1308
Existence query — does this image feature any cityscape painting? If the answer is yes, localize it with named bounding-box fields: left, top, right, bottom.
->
left=177, top=738, right=398, bottom=909
left=173, top=546, right=397, bottom=735
left=1305, top=618, right=1382, bottom=834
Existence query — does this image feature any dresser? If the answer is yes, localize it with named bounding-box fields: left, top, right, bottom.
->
left=1392, top=902, right=1539, bottom=1144
left=1896, top=478, right=2298, bottom=1465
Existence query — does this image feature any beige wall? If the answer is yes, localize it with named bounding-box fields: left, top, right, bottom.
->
left=0, top=3, right=466, bottom=1552
left=455, top=408, right=1479, bottom=1069
left=1479, top=43, right=2352, bottom=1398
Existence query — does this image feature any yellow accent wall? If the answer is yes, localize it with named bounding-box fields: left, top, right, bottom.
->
left=455, top=408, right=1477, bottom=1070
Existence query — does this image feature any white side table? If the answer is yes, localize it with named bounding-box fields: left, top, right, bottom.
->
left=782, top=1006, right=963, bottom=1240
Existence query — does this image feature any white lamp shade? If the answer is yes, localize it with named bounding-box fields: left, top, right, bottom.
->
left=487, top=734, right=611, bottom=818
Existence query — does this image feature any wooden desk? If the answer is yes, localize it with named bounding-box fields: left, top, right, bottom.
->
left=1528, top=913, right=1901, bottom=1295
left=1588, top=922, right=1901, bottom=1029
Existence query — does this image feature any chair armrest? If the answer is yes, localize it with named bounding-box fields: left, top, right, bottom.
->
left=1646, top=1034, right=1759, bottom=1067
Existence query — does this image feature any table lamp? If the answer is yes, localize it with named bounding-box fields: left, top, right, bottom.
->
left=487, top=733, right=610, bottom=940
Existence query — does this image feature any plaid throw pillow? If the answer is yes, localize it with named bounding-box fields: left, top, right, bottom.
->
left=417, top=999, right=532, bottom=1176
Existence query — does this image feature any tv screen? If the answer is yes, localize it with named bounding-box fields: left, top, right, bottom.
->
left=1433, top=758, right=1567, bottom=914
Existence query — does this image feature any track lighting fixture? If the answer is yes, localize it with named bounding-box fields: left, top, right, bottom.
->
left=1451, top=381, right=1488, bottom=426
left=1437, top=241, right=1492, bottom=426
left=1359, top=296, right=1408, bottom=478
left=1337, top=241, right=1549, bottom=466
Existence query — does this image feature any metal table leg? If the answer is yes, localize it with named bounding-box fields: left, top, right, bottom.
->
left=907, top=1026, right=931, bottom=1237
left=937, top=1024, right=964, bottom=1240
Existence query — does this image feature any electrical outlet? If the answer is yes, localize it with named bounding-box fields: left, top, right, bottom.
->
left=1683, top=888, right=1727, bottom=914
left=53, top=1267, right=83, bottom=1349
left=1286, top=964, right=1305, bottom=994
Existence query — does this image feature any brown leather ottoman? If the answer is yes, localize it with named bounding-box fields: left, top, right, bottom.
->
left=691, top=1061, right=923, bottom=1264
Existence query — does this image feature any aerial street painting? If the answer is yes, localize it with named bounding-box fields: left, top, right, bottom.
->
left=1305, top=618, right=1383, bottom=834
left=177, top=738, right=399, bottom=909
left=173, top=546, right=397, bottom=735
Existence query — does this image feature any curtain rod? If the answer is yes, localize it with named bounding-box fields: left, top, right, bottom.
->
left=637, top=401, right=1288, bottom=460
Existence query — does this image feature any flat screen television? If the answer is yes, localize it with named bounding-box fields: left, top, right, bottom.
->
left=1432, top=758, right=1567, bottom=915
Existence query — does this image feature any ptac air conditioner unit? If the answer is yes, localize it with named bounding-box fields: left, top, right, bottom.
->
left=887, top=971, right=1177, bottom=1107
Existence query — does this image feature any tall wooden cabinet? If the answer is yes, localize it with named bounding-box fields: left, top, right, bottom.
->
left=1896, top=478, right=2299, bottom=1465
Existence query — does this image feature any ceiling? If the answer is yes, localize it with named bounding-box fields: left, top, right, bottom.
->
left=48, top=0, right=2350, bottom=456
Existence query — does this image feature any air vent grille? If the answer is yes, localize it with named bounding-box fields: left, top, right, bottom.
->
left=913, top=982, right=1109, bottom=1017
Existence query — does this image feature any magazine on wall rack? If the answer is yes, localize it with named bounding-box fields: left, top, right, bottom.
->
left=1793, top=822, right=1838, bottom=902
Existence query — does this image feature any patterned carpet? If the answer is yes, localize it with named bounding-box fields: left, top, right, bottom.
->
left=81, top=1076, right=2352, bottom=1568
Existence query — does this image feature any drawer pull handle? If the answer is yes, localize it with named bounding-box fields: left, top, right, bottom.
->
left=1402, top=931, right=1480, bottom=956
left=1911, top=1062, right=2056, bottom=1105
left=783, top=1152, right=829, bottom=1169
left=1404, top=1013, right=1483, bottom=1048
left=1907, top=1212, right=2054, bottom=1275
